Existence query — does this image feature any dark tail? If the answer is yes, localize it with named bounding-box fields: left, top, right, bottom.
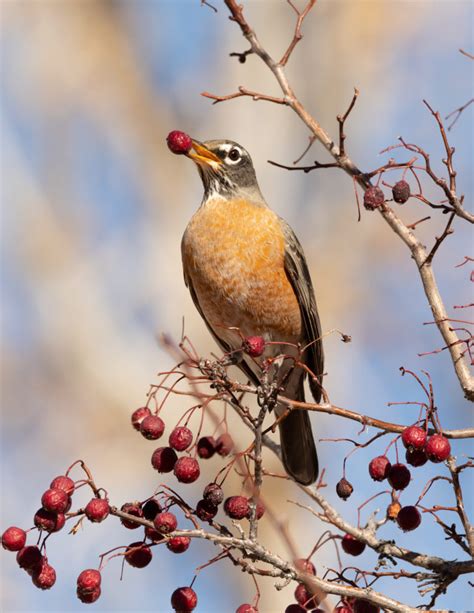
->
left=278, top=388, right=318, bottom=485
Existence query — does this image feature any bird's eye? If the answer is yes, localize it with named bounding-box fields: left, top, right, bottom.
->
left=228, top=148, right=241, bottom=162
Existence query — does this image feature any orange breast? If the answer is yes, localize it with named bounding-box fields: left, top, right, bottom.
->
left=182, top=198, right=302, bottom=344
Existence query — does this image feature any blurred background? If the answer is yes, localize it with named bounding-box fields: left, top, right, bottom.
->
left=1, top=1, right=473, bottom=611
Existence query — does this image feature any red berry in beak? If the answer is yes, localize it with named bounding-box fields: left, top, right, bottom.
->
left=167, top=130, right=193, bottom=154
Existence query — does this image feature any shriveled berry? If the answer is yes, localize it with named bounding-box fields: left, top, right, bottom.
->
left=336, top=477, right=353, bottom=500
left=341, top=533, right=366, bottom=556
left=174, top=457, right=200, bottom=483
left=197, top=436, right=216, bottom=459
left=77, top=568, right=102, bottom=592
left=167, top=131, right=193, bottom=155
left=387, top=463, right=411, bottom=490
left=131, top=406, right=151, bottom=431
left=196, top=499, right=218, bottom=522
left=353, top=600, right=380, bottom=613
left=85, top=498, right=110, bottom=523
left=77, top=586, right=101, bottom=603
left=363, top=186, right=385, bottom=210
left=120, top=502, right=143, bottom=529
left=203, top=482, right=224, bottom=506
left=34, top=508, right=65, bottom=532
left=401, top=426, right=427, bottom=450
left=142, top=498, right=162, bottom=521
left=406, top=447, right=428, bottom=467
left=125, top=542, right=153, bottom=568
left=397, top=505, right=421, bottom=532
left=244, top=336, right=265, bottom=358
left=16, top=545, right=42, bottom=570
left=153, top=511, right=177, bottom=534
left=295, top=583, right=319, bottom=608
left=167, top=536, right=190, bottom=553
left=368, top=456, right=391, bottom=482
left=386, top=501, right=401, bottom=521
left=140, top=415, right=165, bottom=440
left=216, top=433, right=234, bottom=456
left=236, top=605, right=258, bottom=613
left=294, top=558, right=316, bottom=575
left=171, top=586, right=198, bottom=611
left=246, top=498, right=265, bottom=520
left=224, top=496, right=249, bottom=520
left=392, top=180, right=411, bottom=204
left=169, top=426, right=193, bottom=451
left=32, top=561, right=56, bottom=589
left=285, top=606, right=306, bottom=613
left=41, top=488, right=70, bottom=514
left=151, top=446, right=178, bottom=473
left=2, top=526, right=26, bottom=551
left=50, top=475, right=75, bottom=496
left=425, top=434, right=451, bottom=462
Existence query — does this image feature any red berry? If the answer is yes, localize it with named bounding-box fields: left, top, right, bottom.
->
left=336, top=477, right=354, bottom=499
left=244, top=336, right=266, bottom=358
left=77, top=586, right=101, bottom=603
left=196, top=499, right=218, bottom=522
left=216, top=433, right=234, bottom=456
left=392, top=180, right=411, bottom=204
left=363, top=186, right=385, bottom=210
left=77, top=569, right=102, bottom=592
left=145, top=526, right=165, bottom=542
left=396, top=505, right=421, bottom=532
left=224, top=496, right=249, bottom=520
left=405, top=447, right=428, bottom=467
left=50, top=475, right=75, bottom=496
left=16, top=546, right=42, bottom=570
left=197, top=436, right=216, bottom=459
left=203, top=482, right=224, bottom=506
left=368, top=456, right=391, bottom=481
left=85, top=498, right=110, bottom=523
left=341, top=533, right=366, bottom=556
left=34, top=508, right=65, bottom=532
left=31, top=561, right=56, bottom=589
left=353, top=600, right=380, bottom=613
left=425, top=434, right=451, bottom=462
left=169, top=426, right=193, bottom=451
left=153, top=511, right=177, bottom=534
left=140, top=415, right=165, bottom=440
left=41, top=488, right=70, bottom=514
left=294, top=558, right=316, bottom=575
left=131, top=406, right=151, bottom=431
left=236, top=605, right=258, bottom=613
left=142, top=498, right=162, bottom=520
left=151, top=446, right=178, bottom=473
left=167, top=131, right=193, bottom=155
left=295, top=583, right=319, bottom=608
left=285, top=606, right=306, bottom=613
left=125, top=542, right=153, bottom=568
left=387, top=463, right=411, bottom=490
left=246, top=498, right=265, bottom=520
left=171, top=586, right=198, bottom=611
left=174, top=457, right=200, bottom=483
left=401, top=426, right=427, bottom=450
left=167, top=536, right=191, bottom=553
left=120, top=502, right=143, bottom=529
left=2, top=526, right=26, bottom=551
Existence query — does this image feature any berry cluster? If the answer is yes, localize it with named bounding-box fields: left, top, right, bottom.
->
left=363, top=179, right=411, bottom=211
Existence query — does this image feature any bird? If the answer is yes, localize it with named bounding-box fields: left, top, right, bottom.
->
left=179, top=136, right=324, bottom=485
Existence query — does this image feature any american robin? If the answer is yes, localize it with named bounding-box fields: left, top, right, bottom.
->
left=179, top=137, right=324, bottom=485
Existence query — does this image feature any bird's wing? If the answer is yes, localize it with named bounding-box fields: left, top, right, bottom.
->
left=281, top=220, right=324, bottom=402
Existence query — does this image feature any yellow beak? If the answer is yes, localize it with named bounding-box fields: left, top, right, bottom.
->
left=188, top=141, right=222, bottom=166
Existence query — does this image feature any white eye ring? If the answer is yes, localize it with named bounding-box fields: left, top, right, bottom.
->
left=227, top=148, right=242, bottom=164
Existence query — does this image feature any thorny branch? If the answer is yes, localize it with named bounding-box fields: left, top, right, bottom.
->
left=212, top=0, right=474, bottom=401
